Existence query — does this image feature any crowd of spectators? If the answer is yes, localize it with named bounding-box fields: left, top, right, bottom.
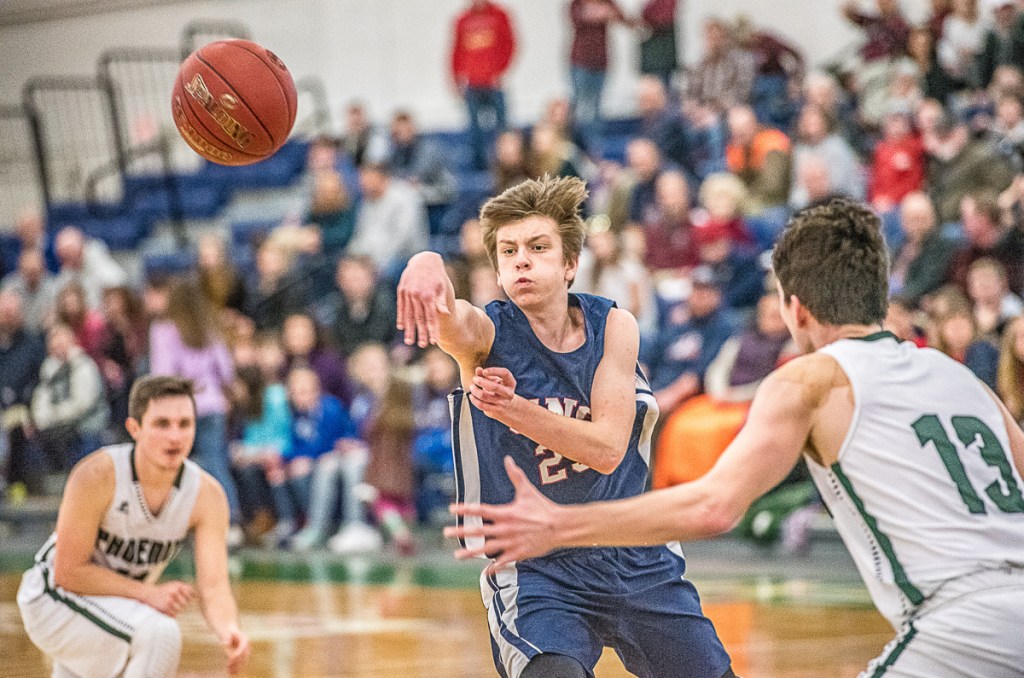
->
left=5, top=0, right=1024, bottom=555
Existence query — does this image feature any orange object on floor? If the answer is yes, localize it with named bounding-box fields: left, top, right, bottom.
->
left=653, top=395, right=750, bottom=489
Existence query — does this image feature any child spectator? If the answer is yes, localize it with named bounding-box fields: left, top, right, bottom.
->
left=281, top=367, right=370, bottom=552
left=229, top=364, right=292, bottom=544
left=281, top=312, right=352, bottom=405
left=411, top=347, right=459, bottom=524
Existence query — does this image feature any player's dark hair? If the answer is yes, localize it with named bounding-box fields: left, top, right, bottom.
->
left=128, top=375, right=197, bottom=421
left=772, top=198, right=889, bottom=325
left=479, top=175, right=588, bottom=285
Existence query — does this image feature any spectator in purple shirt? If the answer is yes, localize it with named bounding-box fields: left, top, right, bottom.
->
left=281, top=312, right=353, bottom=406
left=149, top=278, right=241, bottom=537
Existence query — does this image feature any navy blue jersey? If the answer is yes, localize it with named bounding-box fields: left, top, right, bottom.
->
left=450, top=293, right=659, bottom=555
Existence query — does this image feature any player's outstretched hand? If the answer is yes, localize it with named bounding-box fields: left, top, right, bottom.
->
left=143, top=581, right=194, bottom=617
left=222, top=627, right=251, bottom=675
left=469, top=367, right=518, bottom=420
left=396, top=252, right=450, bottom=348
left=446, top=456, right=560, bottom=570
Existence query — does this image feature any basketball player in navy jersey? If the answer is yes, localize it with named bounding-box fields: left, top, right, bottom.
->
left=18, top=376, right=249, bottom=677
left=397, top=176, right=733, bottom=678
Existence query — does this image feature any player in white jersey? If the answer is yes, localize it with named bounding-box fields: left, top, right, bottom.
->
left=447, top=198, right=1024, bottom=677
left=17, top=376, right=250, bottom=678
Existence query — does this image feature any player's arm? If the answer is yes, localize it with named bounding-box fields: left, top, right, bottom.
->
left=52, top=453, right=194, bottom=615
left=470, top=308, right=640, bottom=474
left=450, top=356, right=823, bottom=563
left=396, top=251, right=495, bottom=361
left=191, top=474, right=250, bottom=676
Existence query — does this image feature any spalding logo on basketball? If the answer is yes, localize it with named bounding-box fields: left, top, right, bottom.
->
left=172, top=39, right=297, bottom=166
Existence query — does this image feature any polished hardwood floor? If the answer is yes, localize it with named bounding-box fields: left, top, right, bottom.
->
left=0, top=551, right=892, bottom=678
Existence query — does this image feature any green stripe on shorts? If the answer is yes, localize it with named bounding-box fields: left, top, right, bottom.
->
left=870, top=622, right=917, bottom=677
left=41, top=566, right=132, bottom=643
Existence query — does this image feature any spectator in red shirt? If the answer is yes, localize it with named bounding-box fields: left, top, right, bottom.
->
left=450, top=1, right=517, bottom=170
left=642, top=170, right=700, bottom=275
left=569, top=0, right=630, bottom=154
left=869, top=104, right=926, bottom=213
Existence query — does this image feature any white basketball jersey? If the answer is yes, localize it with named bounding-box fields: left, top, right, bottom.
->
left=34, top=443, right=202, bottom=584
left=808, top=332, right=1024, bottom=628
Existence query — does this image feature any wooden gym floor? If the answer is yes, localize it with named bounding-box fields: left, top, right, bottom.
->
left=0, top=542, right=892, bottom=677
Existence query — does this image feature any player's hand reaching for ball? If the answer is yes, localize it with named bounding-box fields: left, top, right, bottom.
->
left=446, top=456, right=561, bottom=570
left=143, top=581, right=194, bottom=617
left=397, top=252, right=452, bottom=348
left=469, top=367, right=519, bottom=420
left=221, top=626, right=251, bottom=675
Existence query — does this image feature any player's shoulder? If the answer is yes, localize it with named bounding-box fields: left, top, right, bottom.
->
left=766, top=351, right=848, bottom=404
left=68, top=447, right=116, bottom=487
left=191, top=468, right=230, bottom=527
left=62, top=448, right=116, bottom=510
left=603, top=306, right=640, bottom=349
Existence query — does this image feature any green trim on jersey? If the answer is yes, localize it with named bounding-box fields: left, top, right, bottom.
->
left=40, top=565, right=133, bottom=643
left=831, top=463, right=925, bottom=606
left=869, top=622, right=917, bottom=677
left=849, top=331, right=900, bottom=343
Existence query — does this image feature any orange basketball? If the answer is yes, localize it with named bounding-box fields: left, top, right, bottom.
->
left=171, top=39, right=297, bottom=166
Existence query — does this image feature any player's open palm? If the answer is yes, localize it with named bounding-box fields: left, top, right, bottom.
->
left=143, top=581, right=194, bottom=617
left=447, top=456, right=560, bottom=570
left=396, top=252, right=450, bottom=347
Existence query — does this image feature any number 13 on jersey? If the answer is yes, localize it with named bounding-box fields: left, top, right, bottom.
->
left=913, top=414, right=1024, bottom=514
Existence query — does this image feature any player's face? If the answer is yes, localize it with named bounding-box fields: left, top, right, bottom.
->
left=129, top=395, right=196, bottom=473
left=495, top=216, right=576, bottom=309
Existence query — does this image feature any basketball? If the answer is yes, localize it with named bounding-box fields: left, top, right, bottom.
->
left=171, top=39, right=297, bottom=166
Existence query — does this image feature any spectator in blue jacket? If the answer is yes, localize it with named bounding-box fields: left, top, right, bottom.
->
left=273, top=367, right=366, bottom=551
left=643, top=265, right=735, bottom=415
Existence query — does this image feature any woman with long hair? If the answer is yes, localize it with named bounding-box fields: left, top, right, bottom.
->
left=996, top=315, right=1024, bottom=424
left=55, top=282, right=107, bottom=367
left=100, top=286, right=148, bottom=439
left=149, top=277, right=241, bottom=542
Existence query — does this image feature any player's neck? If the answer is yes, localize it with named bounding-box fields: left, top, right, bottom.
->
left=812, top=323, right=885, bottom=349
left=520, top=292, right=584, bottom=352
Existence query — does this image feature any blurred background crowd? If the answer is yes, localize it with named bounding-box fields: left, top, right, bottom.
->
left=3, top=0, right=1024, bottom=556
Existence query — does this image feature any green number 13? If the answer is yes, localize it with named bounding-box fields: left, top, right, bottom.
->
left=912, top=414, right=1024, bottom=514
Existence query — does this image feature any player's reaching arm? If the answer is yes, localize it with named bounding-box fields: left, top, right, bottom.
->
left=468, top=307, right=642, bottom=474
left=52, top=453, right=194, bottom=616
left=397, top=251, right=494, bottom=364
left=191, top=474, right=250, bottom=676
left=448, top=354, right=830, bottom=565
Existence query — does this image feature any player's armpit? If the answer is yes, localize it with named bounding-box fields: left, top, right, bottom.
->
left=440, top=299, right=496, bottom=368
